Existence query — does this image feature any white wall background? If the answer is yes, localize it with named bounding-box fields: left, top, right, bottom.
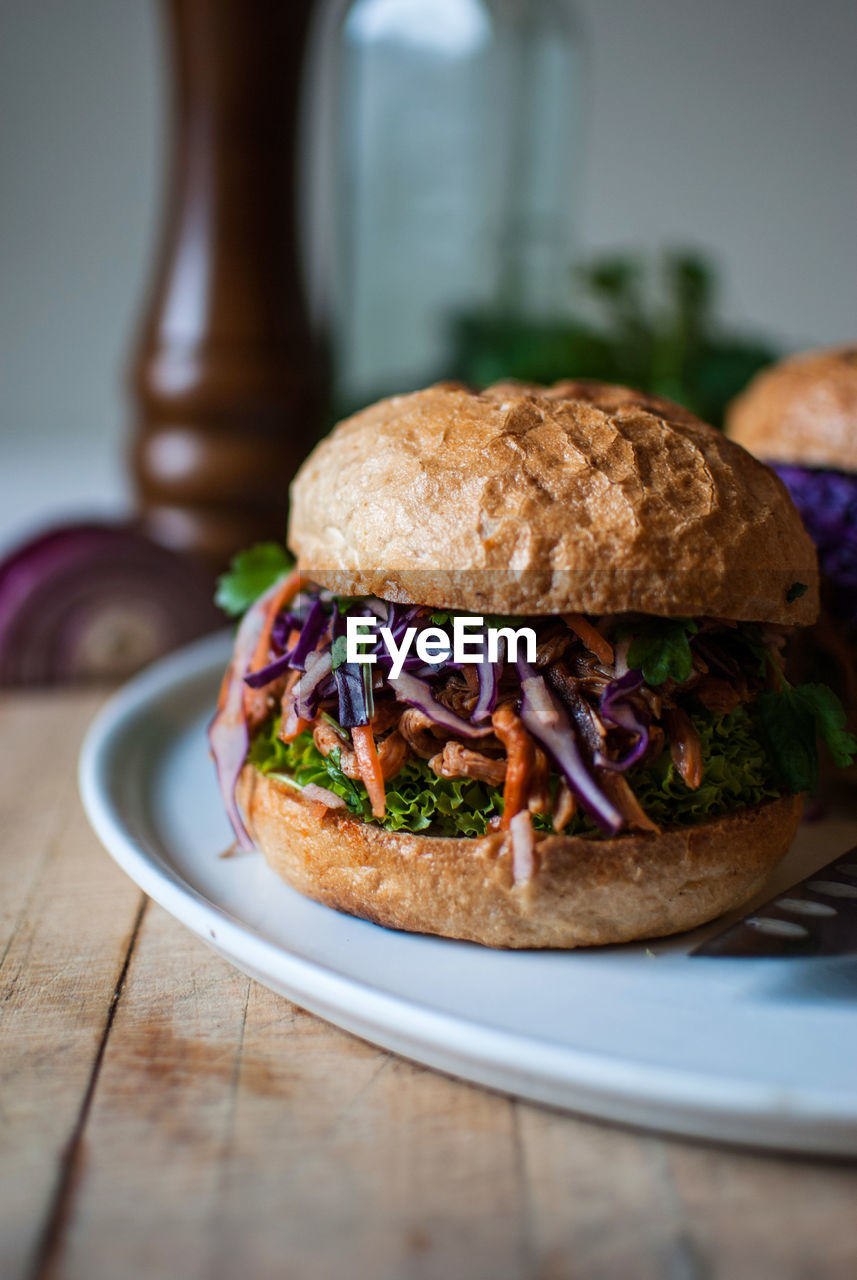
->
left=0, top=0, right=855, bottom=540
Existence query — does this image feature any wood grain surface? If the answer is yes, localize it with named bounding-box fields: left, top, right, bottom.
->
left=2, top=690, right=857, bottom=1280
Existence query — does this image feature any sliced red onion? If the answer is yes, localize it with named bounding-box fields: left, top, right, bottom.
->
left=0, top=522, right=221, bottom=686
left=388, top=672, right=492, bottom=739
left=516, top=659, right=622, bottom=834
left=209, top=575, right=292, bottom=850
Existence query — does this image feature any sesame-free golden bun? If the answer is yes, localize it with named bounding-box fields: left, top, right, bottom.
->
left=238, top=768, right=803, bottom=949
left=727, top=346, right=857, bottom=472
left=288, top=380, right=819, bottom=625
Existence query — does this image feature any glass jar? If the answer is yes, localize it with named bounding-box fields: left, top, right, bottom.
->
left=307, top=0, right=584, bottom=412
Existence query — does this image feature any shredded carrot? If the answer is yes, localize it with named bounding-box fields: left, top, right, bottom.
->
left=278, top=669, right=310, bottom=742
left=351, top=724, right=386, bottom=819
left=215, top=664, right=232, bottom=714
left=492, top=703, right=536, bottom=829
left=280, top=716, right=311, bottom=743
left=247, top=568, right=303, bottom=677
left=561, top=613, right=614, bottom=667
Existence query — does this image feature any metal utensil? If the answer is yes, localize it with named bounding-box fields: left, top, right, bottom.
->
left=691, top=847, right=857, bottom=957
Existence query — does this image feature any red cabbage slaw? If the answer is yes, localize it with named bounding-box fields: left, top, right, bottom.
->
left=773, top=464, right=857, bottom=631
left=207, top=576, right=297, bottom=849
left=208, top=579, right=763, bottom=845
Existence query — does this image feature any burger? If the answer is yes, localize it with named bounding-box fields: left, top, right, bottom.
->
left=210, top=381, right=854, bottom=948
left=727, top=346, right=857, bottom=745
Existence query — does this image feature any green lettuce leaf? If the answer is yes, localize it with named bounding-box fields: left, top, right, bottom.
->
left=215, top=543, right=293, bottom=618
left=248, top=704, right=783, bottom=838
left=248, top=718, right=505, bottom=837
left=628, top=704, right=780, bottom=827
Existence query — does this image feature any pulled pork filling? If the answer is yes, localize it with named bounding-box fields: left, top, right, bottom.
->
left=216, top=574, right=815, bottom=842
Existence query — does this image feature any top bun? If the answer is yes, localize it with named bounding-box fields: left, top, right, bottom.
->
left=289, top=380, right=819, bottom=624
left=727, top=346, right=857, bottom=473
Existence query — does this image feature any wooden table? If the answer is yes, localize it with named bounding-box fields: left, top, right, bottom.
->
left=3, top=690, right=857, bottom=1280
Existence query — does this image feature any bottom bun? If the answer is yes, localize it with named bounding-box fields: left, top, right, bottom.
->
left=237, top=767, right=803, bottom=949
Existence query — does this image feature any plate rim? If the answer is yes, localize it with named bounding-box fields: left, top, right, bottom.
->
left=78, top=633, right=857, bottom=1156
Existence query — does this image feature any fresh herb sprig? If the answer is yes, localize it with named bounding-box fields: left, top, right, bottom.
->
left=626, top=618, right=698, bottom=686
left=215, top=543, right=294, bottom=618
left=758, top=682, right=857, bottom=794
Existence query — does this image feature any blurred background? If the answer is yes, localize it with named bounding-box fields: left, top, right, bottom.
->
left=1, top=0, right=855, bottom=677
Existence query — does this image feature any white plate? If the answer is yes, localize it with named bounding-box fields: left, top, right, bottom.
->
left=79, top=633, right=857, bottom=1155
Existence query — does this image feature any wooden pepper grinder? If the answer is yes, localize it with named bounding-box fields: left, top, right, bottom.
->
left=130, top=0, right=326, bottom=570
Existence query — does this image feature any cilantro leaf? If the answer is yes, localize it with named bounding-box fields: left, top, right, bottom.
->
left=324, top=747, right=364, bottom=814
left=757, top=688, right=818, bottom=794
left=215, top=543, right=293, bottom=617
left=330, top=635, right=348, bottom=671
left=626, top=618, right=698, bottom=686
left=792, top=684, right=857, bottom=769
left=786, top=581, right=809, bottom=603
left=757, top=683, right=856, bottom=792
left=429, top=609, right=512, bottom=630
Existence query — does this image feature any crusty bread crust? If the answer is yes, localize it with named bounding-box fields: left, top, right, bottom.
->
left=288, top=381, right=818, bottom=625
left=490, top=377, right=703, bottom=426
left=727, top=346, right=857, bottom=472
left=237, top=767, right=803, bottom=949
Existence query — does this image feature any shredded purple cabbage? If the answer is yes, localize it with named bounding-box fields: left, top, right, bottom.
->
left=208, top=575, right=294, bottom=849
left=331, top=603, right=375, bottom=726
left=516, top=659, right=622, bottom=834
left=596, top=671, right=650, bottom=772
left=294, top=650, right=333, bottom=720
left=243, top=651, right=293, bottom=690
left=334, top=662, right=372, bottom=726
left=288, top=597, right=328, bottom=670
left=388, top=672, right=491, bottom=739
left=774, top=464, right=857, bottom=630
left=271, top=603, right=310, bottom=650
left=227, top=579, right=783, bottom=839
left=472, top=636, right=501, bottom=723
